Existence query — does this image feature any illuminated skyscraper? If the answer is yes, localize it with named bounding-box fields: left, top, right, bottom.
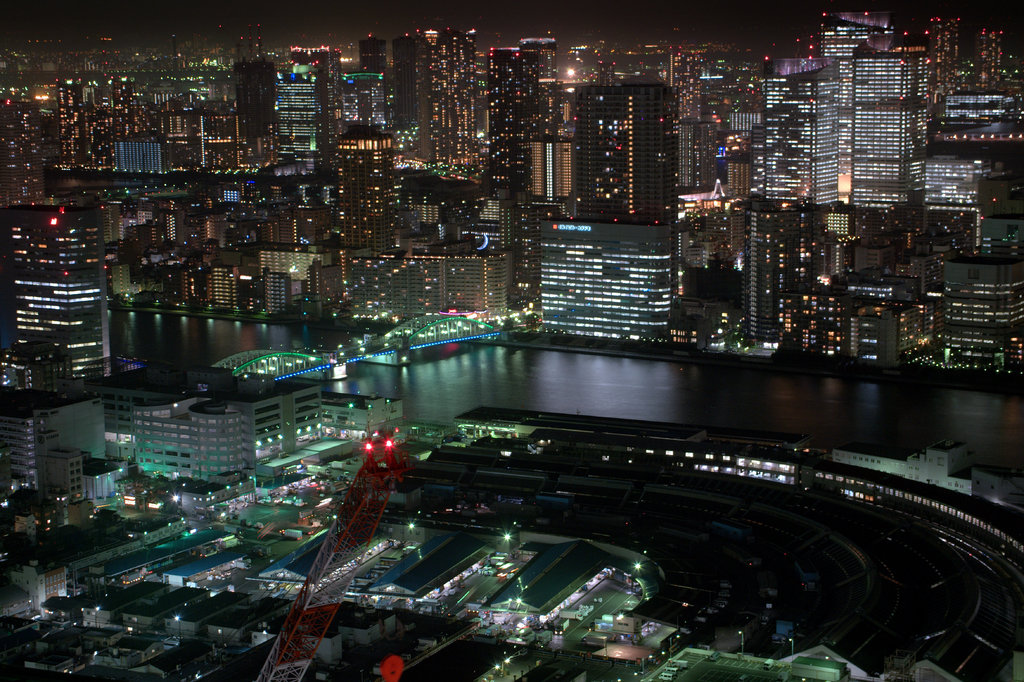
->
left=276, top=66, right=331, bottom=171
left=337, top=126, right=396, bottom=253
left=668, top=47, right=703, bottom=120
left=359, top=35, right=387, bottom=73
left=234, top=56, right=277, bottom=165
left=339, top=72, right=389, bottom=130
left=541, top=221, right=672, bottom=338
left=487, top=47, right=540, bottom=195
left=0, top=101, right=45, bottom=206
left=0, top=206, right=109, bottom=377
left=678, top=119, right=717, bottom=191
left=573, top=83, right=678, bottom=225
left=762, top=58, right=839, bottom=203
left=975, top=29, right=1003, bottom=88
left=529, top=137, right=572, bottom=201
left=851, top=36, right=927, bottom=207
left=421, top=28, right=478, bottom=167
left=928, top=17, right=960, bottom=99
left=819, top=11, right=894, bottom=199
left=520, top=38, right=560, bottom=137
left=743, top=200, right=816, bottom=342
left=56, top=81, right=87, bottom=168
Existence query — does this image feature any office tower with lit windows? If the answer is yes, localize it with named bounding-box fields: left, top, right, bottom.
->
left=668, top=47, right=703, bottom=120
left=392, top=34, right=419, bottom=132
left=339, top=72, right=389, bottom=131
left=277, top=66, right=331, bottom=171
left=975, top=29, right=1003, bottom=88
left=761, top=58, right=839, bottom=204
left=359, top=35, right=387, bottom=73
left=56, top=82, right=87, bottom=168
left=0, top=101, right=45, bottom=206
left=851, top=36, right=927, bottom=207
left=0, top=206, right=109, bottom=377
left=234, top=56, right=277, bottom=165
left=420, top=28, right=478, bottom=167
left=743, top=200, right=816, bottom=342
left=487, top=47, right=540, bottom=195
left=529, top=137, right=573, bottom=202
left=929, top=17, right=960, bottom=99
left=541, top=221, right=672, bottom=338
left=573, top=83, right=678, bottom=225
left=819, top=11, right=894, bottom=199
left=944, top=255, right=1024, bottom=365
left=337, top=126, right=396, bottom=253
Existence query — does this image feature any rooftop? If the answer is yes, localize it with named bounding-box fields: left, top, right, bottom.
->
left=370, top=532, right=489, bottom=596
left=163, top=552, right=244, bottom=579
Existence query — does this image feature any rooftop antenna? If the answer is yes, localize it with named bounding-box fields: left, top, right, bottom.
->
left=257, top=23, right=263, bottom=58
left=247, top=24, right=254, bottom=59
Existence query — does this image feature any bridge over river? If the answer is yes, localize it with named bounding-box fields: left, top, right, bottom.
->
left=212, top=314, right=500, bottom=381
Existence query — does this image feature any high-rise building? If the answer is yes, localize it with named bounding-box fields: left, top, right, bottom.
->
left=339, top=72, right=389, bottom=130
left=851, top=36, right=927, bottom=207
left=928, top=17, right=960, bottom=99
left=975, top=29, right=1003, bottom=88
left=743, top=200, right=816, bottom=342
left=679, top=119, right=717, bottom=192
left=541, top=221, right=672, bottom=338
left=819, top=11, right=894, bottom=199
left=56, top=81, right=87, bottom=168
left=944, top=255, right=1024, bottom=365
left=0, top=206, right=109, bottom=377
left=520, top=38, right=560, bottom=137
left=761, top=58, right=839, bottom=203
left=234, top=56, right=277, bottom=165
left=529, top=137, right=572, bottom=201
left=359, top=35, right=387, bottom=73
left=337, top=126, right=396, bottom=253
left=276, top=66, right=331, bottom=170
left=391, top=34, right=419, bottom=132
left=0, top=101, right=45, bottom=206
left=487, top=47, right=540, bottom=195
left=421, top=28, right=478, bottom=167
left=573, top=83, right=678, bottom=225
left=668, top=47, right=703, bottom=120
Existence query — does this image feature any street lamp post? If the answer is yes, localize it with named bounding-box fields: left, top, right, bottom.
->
left=789, top=636, right=794, bottom=658
left=738, top=630, right=744, bottom=656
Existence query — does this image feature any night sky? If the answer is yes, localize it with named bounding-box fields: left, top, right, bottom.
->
left=0, top=0, right=1013, bottom=52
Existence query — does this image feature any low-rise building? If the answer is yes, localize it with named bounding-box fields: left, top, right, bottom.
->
left=321, top=392, right=403, bottom=439
left=831, top=440, right=973, bottom=495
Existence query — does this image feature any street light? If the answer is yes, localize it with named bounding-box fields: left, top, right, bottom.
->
left=789, top=636, right=795, bottom=658
left=503, top=532, right=512, bottom=542
left=738, top=629, right=744, bottom=655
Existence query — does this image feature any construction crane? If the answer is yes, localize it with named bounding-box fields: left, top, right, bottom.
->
left=257, top=437, right=411, bottom=682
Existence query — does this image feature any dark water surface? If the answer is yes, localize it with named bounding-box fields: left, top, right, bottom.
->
left=109, top=311, right=1024, bottom=464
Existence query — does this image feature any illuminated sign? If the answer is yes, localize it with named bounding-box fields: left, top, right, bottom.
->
left=553, top=223, right=592, bottom=232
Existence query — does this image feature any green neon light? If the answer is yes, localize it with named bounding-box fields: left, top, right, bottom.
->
left=233, top=352, right=321, bottom=375
left=408, top=317, right=495, bottom=340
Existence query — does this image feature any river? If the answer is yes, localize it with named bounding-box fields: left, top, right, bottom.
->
left=108, top=311, right=1024, bottom=465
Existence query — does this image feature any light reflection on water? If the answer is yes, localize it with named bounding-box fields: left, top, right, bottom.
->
left=110, top=311, right=1024, bottom=465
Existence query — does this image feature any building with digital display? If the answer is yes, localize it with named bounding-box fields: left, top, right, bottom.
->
left=541, top=221, right=672, bottom=338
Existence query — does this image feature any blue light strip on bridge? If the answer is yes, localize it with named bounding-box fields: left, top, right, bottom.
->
left=275, top=364, right=333, bottom=381
left=408, top=331, right=500, bottom=350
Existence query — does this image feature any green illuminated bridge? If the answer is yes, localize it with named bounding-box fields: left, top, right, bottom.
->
left=212, top=314, right=500, bottom=381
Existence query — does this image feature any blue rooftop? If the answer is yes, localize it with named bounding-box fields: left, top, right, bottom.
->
left=103, top=529, right=231, bottom=577
left=371, top=532, right=489, bottom=596
left=258, top=530, right=328, bottom=581
left=487, top=540, right=613, bottom=612
left=164, top=552, right=244, bottom=578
